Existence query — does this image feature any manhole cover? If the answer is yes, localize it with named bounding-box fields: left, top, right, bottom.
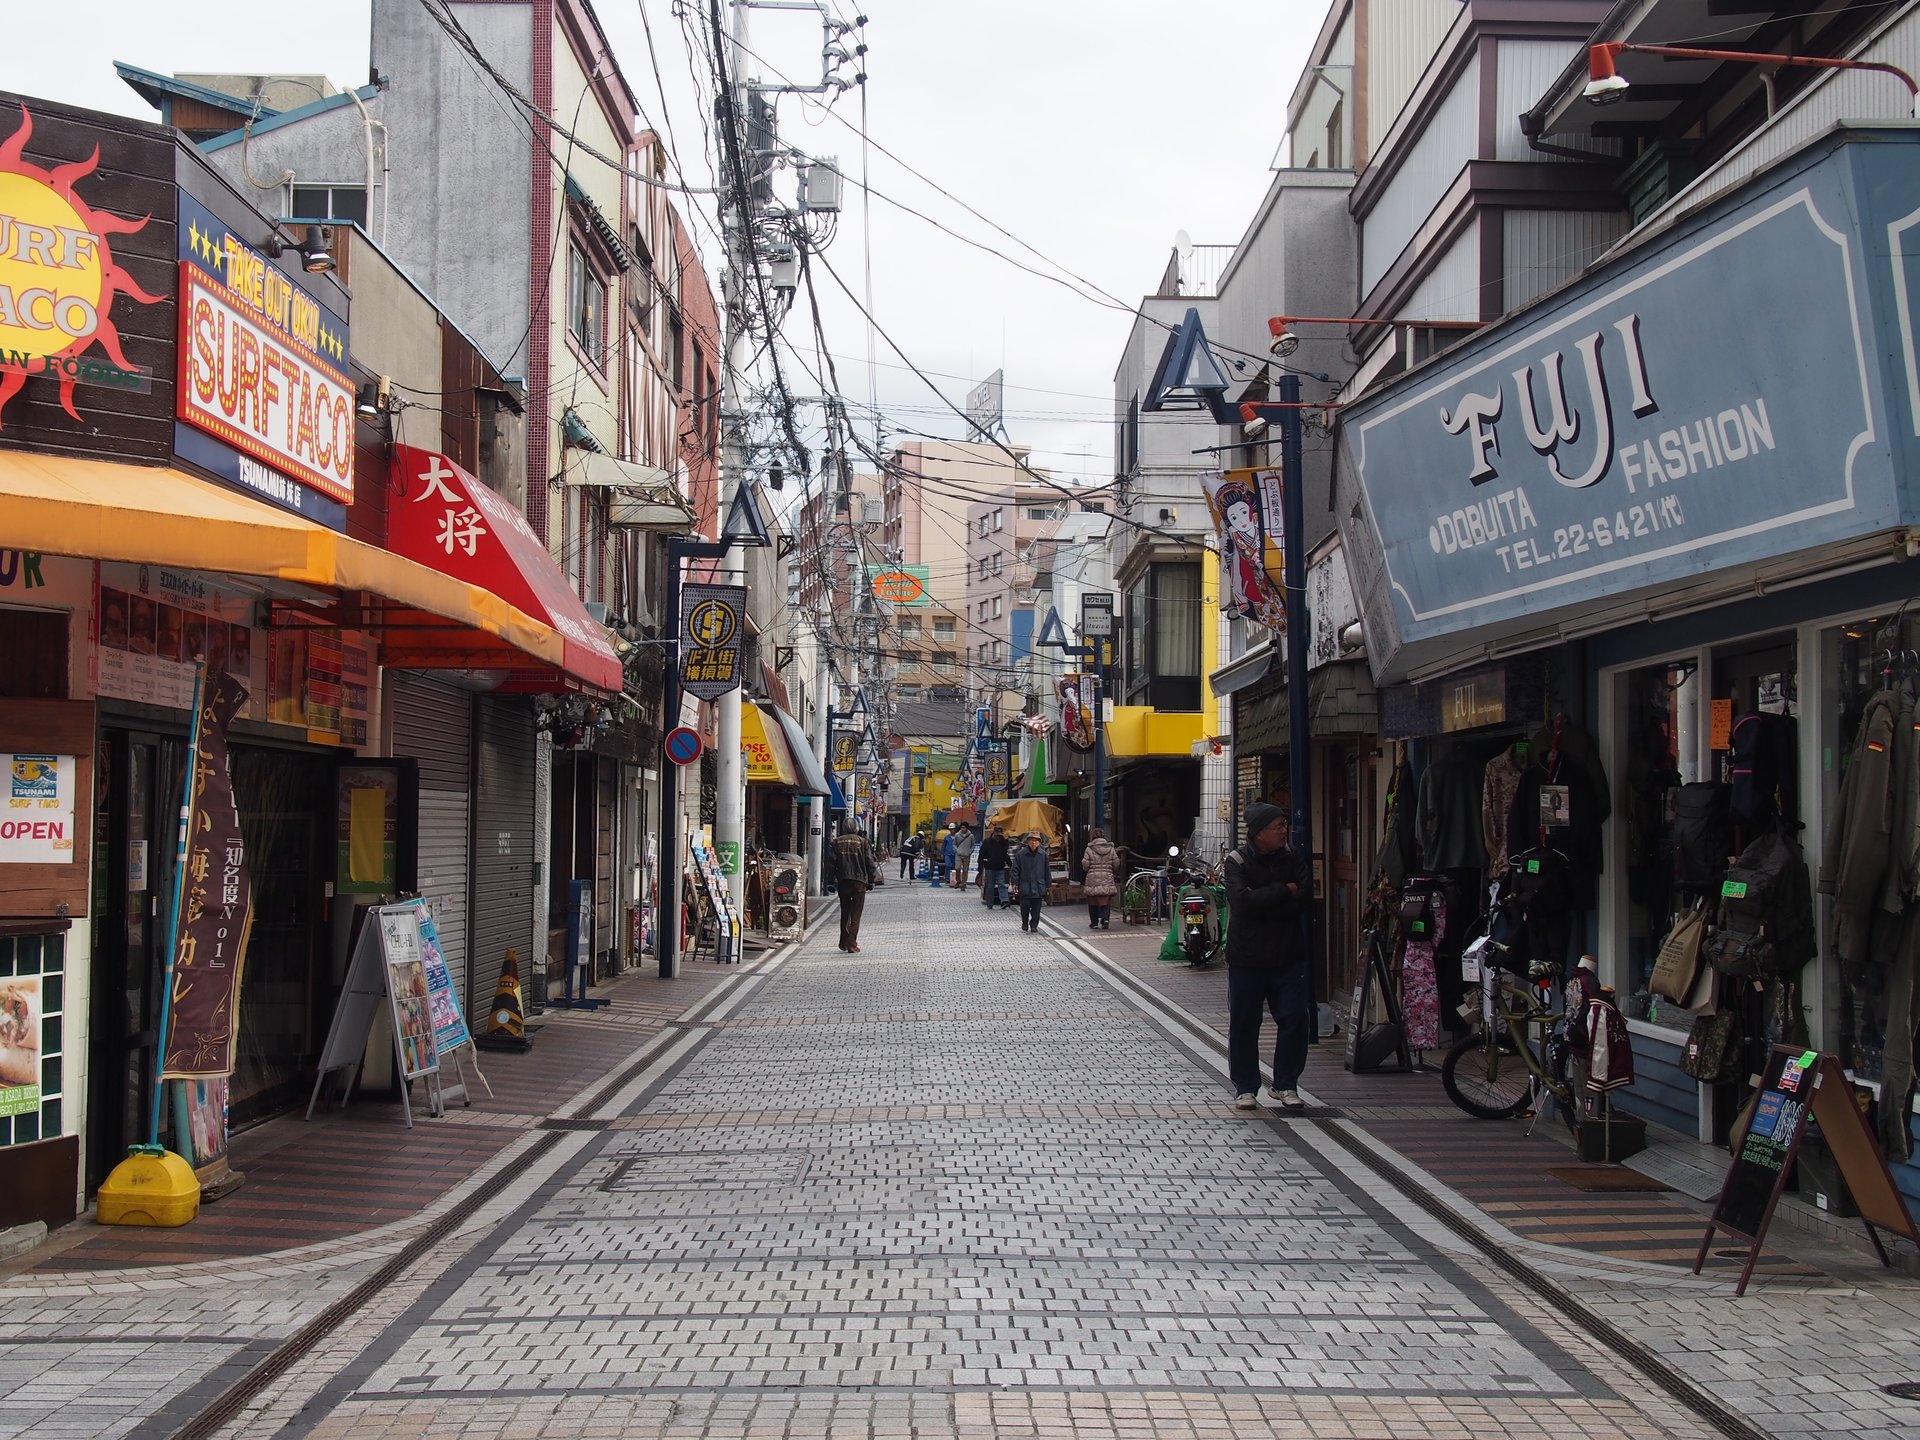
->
left=1884, top=1383, right=1920, bottom=1402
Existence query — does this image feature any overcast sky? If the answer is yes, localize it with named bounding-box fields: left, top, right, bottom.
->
left=0, top=0, right=1313, bottom=491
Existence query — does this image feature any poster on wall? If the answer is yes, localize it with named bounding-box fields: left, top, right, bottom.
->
left=1, top=754, right=76, bottom=864
left=0, top=974, right=41, bottom=1112
left=337, top=763, right=403, bottom=895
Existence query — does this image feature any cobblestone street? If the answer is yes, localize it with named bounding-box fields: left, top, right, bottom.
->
left=4, top=883, right=1920, bottom=1438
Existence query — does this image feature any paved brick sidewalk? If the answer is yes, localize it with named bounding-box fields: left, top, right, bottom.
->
left=1060, top=914, right=1839, bottom=1279
left=14, top=957, right=740, bottom=1274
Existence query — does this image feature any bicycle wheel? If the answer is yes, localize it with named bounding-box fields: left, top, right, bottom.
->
left=1441, top=1030, right=1537, bottom=1119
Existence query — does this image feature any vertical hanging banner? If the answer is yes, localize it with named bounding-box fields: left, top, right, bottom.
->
left=161, top=670, right=255, bottom=1079
left=679, top=583, right=746, bottom=700
left=830, top=730, right=859, bottom=773
left=1057, top=673, right=1096, bottom=753
left=1203, top=470, right=1288, bottom=632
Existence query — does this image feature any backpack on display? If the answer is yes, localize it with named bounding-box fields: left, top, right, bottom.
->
left=1671, top=782, right=1733, bottom=893
left=1703, top=826, right=1816, bottom=978
left=1680, top=1008, right=1742, bottom=1083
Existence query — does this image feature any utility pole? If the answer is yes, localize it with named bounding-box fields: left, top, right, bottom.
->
left=712, top=0, right=754, bottom=916
left=1278, top=374, right=1314, bottom=977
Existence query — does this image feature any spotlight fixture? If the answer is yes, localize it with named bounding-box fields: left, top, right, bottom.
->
left=1582, top=44, right=1630, bottom=105
left=1582, top=40, right=1918, bottom=114
left=1270, top=323, right=1300, bottom=358
left=267, top=223, right=336, bottom=274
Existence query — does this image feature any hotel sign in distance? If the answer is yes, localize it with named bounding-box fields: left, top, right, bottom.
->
left=175, top=192, right=352, bottom=527
left=0, top=105, right=163, bottom=424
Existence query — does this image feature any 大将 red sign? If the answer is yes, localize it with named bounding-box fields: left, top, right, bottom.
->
left=386, top=446, right=622, bottom=691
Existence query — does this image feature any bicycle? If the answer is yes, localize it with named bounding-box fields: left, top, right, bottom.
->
left=1440, top=958, right=1583, bottom=1136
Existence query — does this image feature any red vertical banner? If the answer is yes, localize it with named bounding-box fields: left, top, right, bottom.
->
left=161, top=671, right=255, bottom=1080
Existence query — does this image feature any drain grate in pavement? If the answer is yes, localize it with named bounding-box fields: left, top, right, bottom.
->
left=540, top=1117, right=613, bottom=1131
left=601, top=1150, right=812, bottom=1191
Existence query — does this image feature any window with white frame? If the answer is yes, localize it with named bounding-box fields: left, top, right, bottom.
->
left=992, top=596, right=1002, bottom=619
left=568, top=243, right=607, bottom=369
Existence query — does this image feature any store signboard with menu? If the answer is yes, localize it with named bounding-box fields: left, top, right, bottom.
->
left=96, top=562, right=261, bottom=717
left=95, top=562, right=376, bottom=744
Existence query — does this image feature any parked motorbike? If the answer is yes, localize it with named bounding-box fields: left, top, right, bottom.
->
left=1167, top=845, right=1224, bottom=968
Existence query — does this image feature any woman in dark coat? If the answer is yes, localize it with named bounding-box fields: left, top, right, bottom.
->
left=1080, top=828, right=1120, bottom=930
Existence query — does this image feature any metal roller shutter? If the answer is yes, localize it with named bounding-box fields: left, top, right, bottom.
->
left=472, top=696, right=536, bottom=1017
left=389, top=673, right=473, bottom=1017
left=596, top=756, right=616, bottom=973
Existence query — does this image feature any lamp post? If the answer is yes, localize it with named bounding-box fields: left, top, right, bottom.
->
left=1582, top=40, right=1918, bottom=112
left=655, top=489, right=770, bottom=978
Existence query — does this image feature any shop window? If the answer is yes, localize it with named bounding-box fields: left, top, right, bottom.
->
left=290, top=184, right=367, bottom=227
left=1617, top=658, right=1701, bottom=1022
left=0, top=609, right=68, bottom=698
left=568, top=243, right=608, bottom=370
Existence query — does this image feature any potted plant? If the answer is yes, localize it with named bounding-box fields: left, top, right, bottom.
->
left=1120, top=882, right=1149, bottom=925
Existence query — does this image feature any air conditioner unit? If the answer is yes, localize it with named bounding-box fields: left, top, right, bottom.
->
left=767, top=854, right=806, bottom=940
left=860, top=498, right=884, bottom=525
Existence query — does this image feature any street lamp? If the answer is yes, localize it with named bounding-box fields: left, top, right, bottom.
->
left=1143, top=309, right=1318, bottom=980
left=1582, top=40, right=1919, bottom=114
left=655, top=488, right=772, bottom=978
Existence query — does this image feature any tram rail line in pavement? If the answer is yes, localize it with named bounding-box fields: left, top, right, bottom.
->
left=1038, top=914, right=1772, bottom=1440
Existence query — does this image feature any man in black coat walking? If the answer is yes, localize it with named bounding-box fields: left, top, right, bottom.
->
left=977, top=825, right=1011, bottom=907
left=1224, top=801, right=1312, bottom=1110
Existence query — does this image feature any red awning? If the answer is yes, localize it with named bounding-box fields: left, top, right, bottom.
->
left=387, top=445, right=623, bottom=691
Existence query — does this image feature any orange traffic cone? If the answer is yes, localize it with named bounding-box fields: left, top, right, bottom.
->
left=479, top=949, right=532, bottom=1051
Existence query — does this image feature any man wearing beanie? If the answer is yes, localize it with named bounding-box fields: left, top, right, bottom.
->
left=1225, top=801, right=1313, bottom=1110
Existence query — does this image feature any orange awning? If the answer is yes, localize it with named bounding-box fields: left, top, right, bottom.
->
left=0, top=450, right=584, bottom=681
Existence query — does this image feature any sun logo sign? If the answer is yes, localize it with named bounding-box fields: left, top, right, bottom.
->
left=0, top=105, right=161, bottom=428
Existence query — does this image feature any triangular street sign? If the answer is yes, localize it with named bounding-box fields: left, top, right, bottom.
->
left=1144, top=307, right=1237, bottom=423
left=722, top=485, right=772, bottom=548
left=1034, top=608, right=1070, bottom=651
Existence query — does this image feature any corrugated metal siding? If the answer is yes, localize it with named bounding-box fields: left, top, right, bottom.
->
left=472, top=696, right=536, bottom=1016
left=595, top=756, right=616, bottom=970
left=1503, top=208, right=1629, bottom=313
left=1614, top=1028, right=1700, bottom=1139
left=1494, top=40, right=1616, bottom=161
left=1403, top=223, right=1482, bottom=321
left=1636, top=6, right=1920, bottom=235
left=1365, top=0, right=1461, bottom=164
left=390, top=672, right=472, bottom=1017
left=1362, top=53, right=1479, bottom=294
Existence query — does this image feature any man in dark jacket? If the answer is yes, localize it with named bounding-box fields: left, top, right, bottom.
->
left=978, top=825, right=1011, bottom=908
left=1224, top=802, right=1312, bottom=1110
left=832, top=820, right=878, bottom=952
left=1009, top=831, right=1051, bottom=933
left=898, top=831, right=924, bottom=881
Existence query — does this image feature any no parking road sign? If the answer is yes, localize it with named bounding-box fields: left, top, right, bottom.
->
left=664, top=726, right=703, bottom=766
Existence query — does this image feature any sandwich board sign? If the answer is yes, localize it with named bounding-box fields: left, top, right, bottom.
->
left=1694, top=1046, right=1920, bottom=1295
left=305, top=901, right=489, bottom=1127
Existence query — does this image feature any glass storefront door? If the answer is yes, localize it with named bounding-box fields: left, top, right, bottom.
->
left=86, top=729, right=184, bottom=1191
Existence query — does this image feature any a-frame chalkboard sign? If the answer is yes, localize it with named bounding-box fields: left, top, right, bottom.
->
left=1694, top=1045, right=1920, bottom=1295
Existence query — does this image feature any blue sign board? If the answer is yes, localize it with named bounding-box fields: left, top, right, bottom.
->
left=1338, top=129, right=1920, bottom=679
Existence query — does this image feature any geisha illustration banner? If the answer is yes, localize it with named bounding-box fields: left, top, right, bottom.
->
left=1056, top=673, right=1096, bottom=753
left=1202, top=470, right=1287, bottom=632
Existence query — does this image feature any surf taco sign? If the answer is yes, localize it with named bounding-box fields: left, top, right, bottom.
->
left=0, top=105, right=161, bottom=426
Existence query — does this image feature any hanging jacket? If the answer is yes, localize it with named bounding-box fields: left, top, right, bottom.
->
left=1822, top=688, right=1899, bottom=963
left=1482, top=748, right=1528, bottom=876
left=1416, top=756, right=1483, bottom=872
